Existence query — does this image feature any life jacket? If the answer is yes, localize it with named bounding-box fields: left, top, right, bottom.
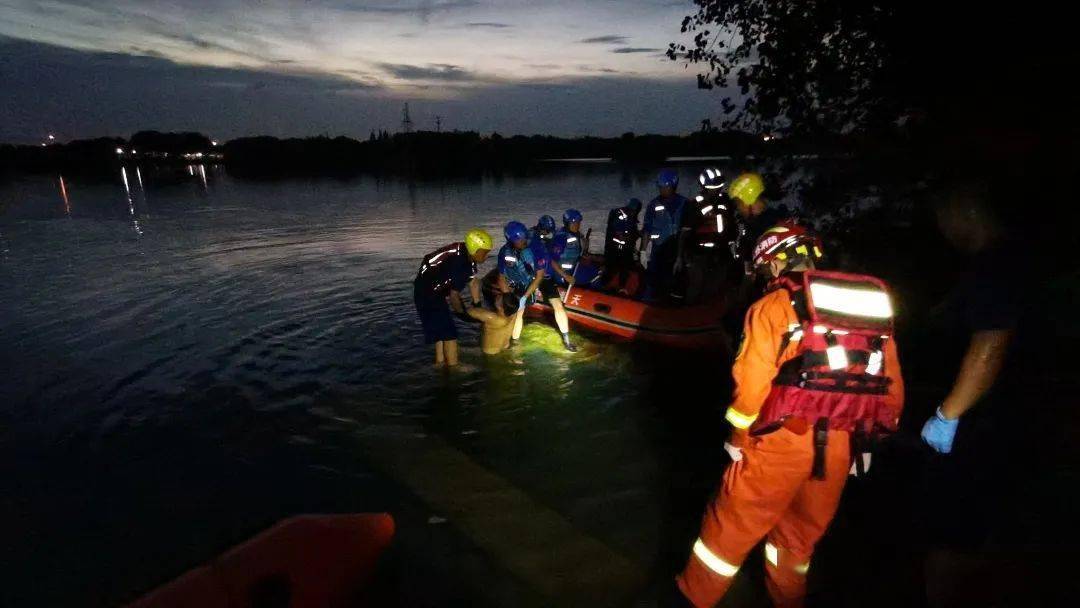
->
left=553, top=227, right=583, bottom=272
left=644, top=194, right=688, bottom=244
left=753, top=270, right=898, bottom=434
left=415, top=242, right=474, bottom=297
left=606, top=207, right=639, bottom=252
left=498, top=242, right=539, bottom=292
left=689, top=193, right=735, bottom=251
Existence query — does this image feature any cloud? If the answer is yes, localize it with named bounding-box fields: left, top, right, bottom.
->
left=612, top=47, right=662, bottom=54
left=378, top=62, right=476, bottom=82
left=577, top=65, right=623, bottom=74
left=464, top=22, right=513, bottom=29
left=335, top=0, right=480, bottom=23
left=0, top=36, right=736, bottom=142
left=579, top=35, right=629, bottom=44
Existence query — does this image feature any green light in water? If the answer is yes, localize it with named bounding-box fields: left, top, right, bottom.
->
left=519, top=324, right=576, bottom=355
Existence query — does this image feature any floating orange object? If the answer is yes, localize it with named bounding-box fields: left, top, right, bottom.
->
left=129, top=513, right=395, bottom=608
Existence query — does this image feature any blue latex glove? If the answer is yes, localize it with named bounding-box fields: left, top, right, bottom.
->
left=921, top=407, right=960, bottom=454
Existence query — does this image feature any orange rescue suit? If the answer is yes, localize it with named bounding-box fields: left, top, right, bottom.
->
left=678, top=287, right=904, bottom=608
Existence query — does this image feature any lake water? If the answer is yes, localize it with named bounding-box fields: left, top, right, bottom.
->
left=1, top=164, right=747, bottom=607
left=5, top=163, right=1069, bottom=607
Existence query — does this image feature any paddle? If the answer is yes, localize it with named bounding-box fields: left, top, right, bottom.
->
left=561, top=228, right=592, bottom=304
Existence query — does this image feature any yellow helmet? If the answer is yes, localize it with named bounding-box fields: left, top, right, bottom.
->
left=729, top=172, right=765, bottom=206
left=464, top=228, right=493, bottom=256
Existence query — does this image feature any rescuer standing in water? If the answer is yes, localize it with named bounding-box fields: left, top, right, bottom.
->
left=413, top=229, right=494, bottom=367
left=677, top=221, right=905, bottom=607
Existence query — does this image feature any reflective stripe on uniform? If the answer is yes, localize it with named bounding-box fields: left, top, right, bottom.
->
left=765, top=542, right=810, bottom=574
left=826, top=344, right=848, bottom=370
left=693, top=539, right=739, bottom=577
left=765, top=542, right=779, bottom=567
left=809, top=282, right=893, bottom=319
left=724, top=407, right=758, bottom=430
left=866, top=350, right=883, bottom=375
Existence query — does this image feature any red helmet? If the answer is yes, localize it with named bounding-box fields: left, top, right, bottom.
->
left=752, top=220, right=823, bottom=268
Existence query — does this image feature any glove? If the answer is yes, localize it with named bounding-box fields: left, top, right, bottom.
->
left=921, top=407, right=959, bottom=454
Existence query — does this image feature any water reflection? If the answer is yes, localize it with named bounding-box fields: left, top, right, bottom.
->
left=120, top=166, right=142, bottom=235
left=58, top=175, right=71, bottom=216
left=0, top=166, right=702, bottom=606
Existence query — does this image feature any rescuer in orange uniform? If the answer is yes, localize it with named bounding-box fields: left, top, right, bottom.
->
left=677, top=221, right=905, bottom=607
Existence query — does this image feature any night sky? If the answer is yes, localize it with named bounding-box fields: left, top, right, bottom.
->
left=0, top=1, right=731, bottom=143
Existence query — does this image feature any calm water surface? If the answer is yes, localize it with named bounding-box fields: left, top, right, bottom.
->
left=1, top=165, right=735, bottom=606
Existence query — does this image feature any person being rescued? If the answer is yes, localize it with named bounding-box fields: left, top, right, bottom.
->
left=675, top=168, right=739, bottom=305
left=677, top=220, right=904, bottom=608
left=548, top=209, right=589, bottom=287
left=496, top=220, right=578, bottom=352
left=603, top=198, right=644, bottom=297
left=413, top=228, right=495, bottom=367
left=470, top=275, right=519, bottom=355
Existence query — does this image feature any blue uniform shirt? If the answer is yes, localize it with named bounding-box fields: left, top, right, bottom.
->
left=550, top=228, right=583, bottom=272
left=497, top=241, right=547, bottom=292
left=643, top=193, right=689, bottom=245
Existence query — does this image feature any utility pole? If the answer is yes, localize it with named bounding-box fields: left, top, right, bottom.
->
left=401, top=103, right=414, bottom=134
left=435, top=115, right=442, bottom=133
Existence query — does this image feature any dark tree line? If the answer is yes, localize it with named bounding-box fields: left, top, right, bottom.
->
left=3, top=129, right=837, bottom=178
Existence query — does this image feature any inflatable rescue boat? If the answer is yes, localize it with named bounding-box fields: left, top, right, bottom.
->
left=526, top=258, right=729, bottom=349
left=129, top=513, right=395, bottom=608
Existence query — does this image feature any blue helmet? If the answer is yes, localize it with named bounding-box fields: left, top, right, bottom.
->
left=563, top=208, right=583, bottom=225
left=504, top=221, right=528, bottom=243
left=657, top=169, right=679, bottom=190
left=537, top=215, right=557, bottom=232
left=627, top=198, right=643, bottom=213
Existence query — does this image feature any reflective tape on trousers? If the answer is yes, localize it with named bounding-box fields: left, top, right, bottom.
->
left=693, top=539, right=739, bottom=577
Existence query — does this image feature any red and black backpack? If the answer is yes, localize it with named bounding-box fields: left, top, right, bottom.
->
left=754, top=270, right=899, bottom=434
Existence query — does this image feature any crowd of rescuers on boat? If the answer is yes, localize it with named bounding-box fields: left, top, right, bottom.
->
left=413, top=167, right=1019, bottom=607
left=412, top=168, right=789, bottom=359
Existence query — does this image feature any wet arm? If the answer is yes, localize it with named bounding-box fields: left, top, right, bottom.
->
left=523, top=269, right=546, bottom=299
left=448, top=290, right=466, bottom=314
left=468, top=276, right=481, bottom=306
left=940, top=330, right=1012, bottom=419
left=551, top=264, right=575, bottom=284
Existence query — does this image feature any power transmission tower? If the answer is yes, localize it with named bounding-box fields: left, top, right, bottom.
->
left=401, top=103, right=414, bottom=134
